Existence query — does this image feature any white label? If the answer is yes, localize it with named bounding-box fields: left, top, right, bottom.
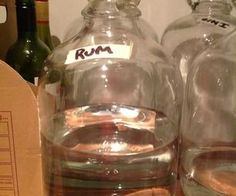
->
left=34, top=77, right=39, bottom=86
left=45, top=81, right=61, bottom=97
left=0, top=6, right=7, bottom=24
left=65, top=44, right=133, bottom=64
left=45, top=81, right=61, bottom=110
left=198, top=17, right=235, bottom=32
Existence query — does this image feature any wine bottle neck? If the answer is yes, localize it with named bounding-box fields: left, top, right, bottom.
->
left=16, top=4, right=38, bottom=38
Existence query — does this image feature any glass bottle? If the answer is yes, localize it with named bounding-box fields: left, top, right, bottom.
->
left=180, top=28, right=236, bottom=195
left=6, top=0, right=50, bottom=85
left=37, top=0, right=182, bottom=195
left=161, top=0, right=236, bottom=86
left=35, top=0, right=54, bottom=50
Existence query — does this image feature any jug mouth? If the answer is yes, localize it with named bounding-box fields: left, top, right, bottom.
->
left=88, top=0, right=141, bottom=6
left=83, top=0, right=141, bottom=18
left=187, top=0, right=234, bottom=10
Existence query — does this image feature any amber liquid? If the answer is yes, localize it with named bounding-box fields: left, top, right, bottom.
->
left=41, top=105, right=178, bottom=196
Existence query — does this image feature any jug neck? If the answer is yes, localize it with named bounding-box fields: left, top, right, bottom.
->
left=189, top=0, right=232, bottom=14
left=82, top=0, right=141, bottom=19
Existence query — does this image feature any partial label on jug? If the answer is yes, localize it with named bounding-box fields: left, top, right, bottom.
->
left=65, top=44, right=133, bottom=64
left=198, top=17, right=234, bottom=32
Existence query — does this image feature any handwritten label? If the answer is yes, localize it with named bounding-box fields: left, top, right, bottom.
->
left=65, top=44, right=133, bottom=64
left=199, top=17, right=234, bottom=32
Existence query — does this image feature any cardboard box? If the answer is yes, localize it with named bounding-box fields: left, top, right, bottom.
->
left=0, top=60, right=43, bottom=196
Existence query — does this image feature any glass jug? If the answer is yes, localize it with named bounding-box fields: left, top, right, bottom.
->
left=180, top=28, right=236, bottom=195
left=161, top=0, right=236, bottom=86
left=38, top=0, right=182, bottom=195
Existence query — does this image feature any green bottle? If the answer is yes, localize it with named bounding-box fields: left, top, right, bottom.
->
left=35, top=0, right=54, bottom=50
left=6, top=0, right=50, bottom=85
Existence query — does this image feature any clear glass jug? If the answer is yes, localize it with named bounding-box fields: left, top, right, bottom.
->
left=180, top=28, right=236, bottom=195
left=161, top=0, right=236, bottom=86
left=38, top=0, right=182, bottom=195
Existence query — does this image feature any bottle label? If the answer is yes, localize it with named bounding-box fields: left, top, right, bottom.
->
left=45, top=81, right=61, bottom=110
left=45, top=81, right=61, bottom=97
left=65, top=44, right=133, bottom=64
left=0, top=5, right=7, bottom=24
left=35, top=0, right=49, bottom=23
left=198, top=17, right=234, bottom=32
left=34, top=77, right=39, bottom=86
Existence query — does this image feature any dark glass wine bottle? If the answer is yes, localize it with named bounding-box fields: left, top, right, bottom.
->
left=6, top=0, right=50, bottom=85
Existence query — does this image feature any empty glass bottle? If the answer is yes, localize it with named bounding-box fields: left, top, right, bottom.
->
left=180, top=28, right=236, bottom=195
left=161, top=0, right=236, bottom=86
left=37, top=0, right=182, bottom=195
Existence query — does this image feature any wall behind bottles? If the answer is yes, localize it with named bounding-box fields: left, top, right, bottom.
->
left=49, top=0, right=191, bottom=43
left=0, top=0, right=16, bottom=60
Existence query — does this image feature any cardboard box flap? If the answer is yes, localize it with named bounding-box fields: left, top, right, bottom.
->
left=0, top=60, right=26, bottom=87
left=0, top=60, right=43, bottom=196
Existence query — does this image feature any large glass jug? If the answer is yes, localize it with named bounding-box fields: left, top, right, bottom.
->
left=181, top=28, right=236, bottom=195
left=161, top=0, right=236, bottom=86
left=38, top=0, right=182, bottom=195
